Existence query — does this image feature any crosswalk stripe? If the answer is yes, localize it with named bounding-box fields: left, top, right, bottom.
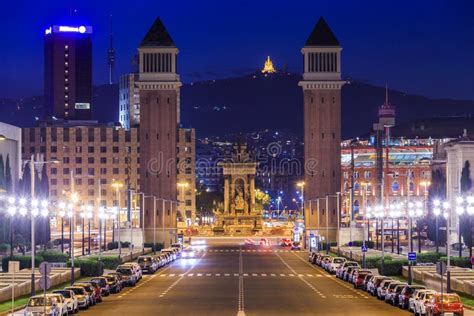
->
left=206, top=273, right=211, bottom=276
left=216, top=273, right=221, bottom=276
left=307, top=274, right=313, bottom=277
left=197, top=273, right=203, bottom=276
left=252, top=273, right=258, bottom=276
left=225, top=273, right=230, bottom=276
left=280, top=273, right=285, bottom=276
left=289, top=274, right=295, bottom=277
left=234, top=273, right=239, bottom=276
left=243, top=273, right=248, bottom=276
left=188, top=273, right=194, bottom=276
left=160, top=274, right=166, bottom=277
left=261, top=273, right=267, bottom=276
left=271, top=273, right=276, bottom=276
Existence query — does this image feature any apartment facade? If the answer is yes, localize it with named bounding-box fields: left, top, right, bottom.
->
left=177, top=128, right=196, bottom=226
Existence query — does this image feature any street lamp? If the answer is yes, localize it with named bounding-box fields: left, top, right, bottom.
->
left=297, top=181, right=305, bottom=219
left=111, top=180, right=124, bottom=255
left=433, top=199, right=442, bottom=254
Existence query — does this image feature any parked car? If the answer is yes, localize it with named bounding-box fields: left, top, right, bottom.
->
left=72, top=283, right=96, bottom=306
left=281, top=238, right=292, bottom=247
left=161, top=248, right=178, bottom=261
left=76, top=281, right=102, bottom=303
left=377, top=279, right=395, bottom=300
left=353, top=270, right=372, bottom=289
left=116, top=266, right=138, bottom=286
left=52, top=289, right=79, bottom=314
left=65, top=286, right=90, bottom=309
left=397, top=284, right=425, bottom=309
left=414, top=290, right=436, bottom=316
left=171, top=242, right=183, bottom=251
left=343, top=265, right=360, bottom=282
left=90, top=276, right=111, bottom=296
left=103, top=274, right=122, bottom=294
left=336, top=261, right=358, bottom=279
left=425, top=293, right=464, bottom=316
left=384, top=282, right=404, bottom=304
left=326, top=257, right=346, bottom=274
left=138, top=255, right=159, bottom=273
left=410, top=289, right=435, bottom=314
left=121, top=262, right=143, bottom=280
left=367, top=276, right=391, bottom=296
left=25, top=295, right=62, bottom=316
left=389, top=283, right=406, bottom=306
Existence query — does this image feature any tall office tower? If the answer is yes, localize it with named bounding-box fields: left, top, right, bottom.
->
left=137, top=17, right=181, bottom=246
left=300, top=18, right=345, bottom=242
left=44, top=25, right=93, bottom=120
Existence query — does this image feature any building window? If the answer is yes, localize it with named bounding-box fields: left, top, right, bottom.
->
left=76, top=146, right=82, bottom=153
left=186, top=200, right=192, bottom=206
left=51, top=179, right=57, bottom=185
left=100, top=168, right=107, bottom=175
left=113, top=147, right=119, bottom=153
left=100, top=128, right=107, bottom=142
left=75, top=168, right=82, bottom=175
left=88, top=168, right=95, bottom=175
left=100, top=179, right=107, bottom=184
left=51, top=146, right=57, bottom=153
left=75, top=129, right=82, bottom=142
left=88, top=128, right=95, bottom=142
left=63, top=179, right=70, bottom=186
left=51, top=168, right=57, bottom=175
left=100, top=146, right=107, bottom=153
left=75, top=157, right=82, bottom=164
left=63, top=157, right=70, bottom=164
left=392, top=181, right=400, bottom=193
left=88, top=179, right=95, bottom=186
left=113, top=168, right=119, bottom=175
left=63, top=168, right=70, bottom=175
left=88, top=189, right=94, bottom=196
left=88, top=157, right=94, bottom=164
left=88, top=146, right=94, bottom=153
left=113, top=157, right=119, bottom=164
left=113, top=129, right=119, bottom=142
left=100, top=157, right=107, bottom=164
left=75, top=178, right=82, bottom=185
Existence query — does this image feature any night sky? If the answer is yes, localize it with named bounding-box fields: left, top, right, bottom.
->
left=1, top=0, right=473, bottom=100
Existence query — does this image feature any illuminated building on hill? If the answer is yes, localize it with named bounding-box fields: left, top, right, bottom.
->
left=261, top=56, right=276, bottom=73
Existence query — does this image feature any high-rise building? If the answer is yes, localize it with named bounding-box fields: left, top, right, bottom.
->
left=177, top=128, right=196, bottom=226
left=137, top=17, right=181, bottom=246
left=119, top=73, right=140, bottom=129
left=44, top=25, right=93, bottom=120
left=21, top=123, right=140, bottom=232
left=300, top=17, right=345, bottom=242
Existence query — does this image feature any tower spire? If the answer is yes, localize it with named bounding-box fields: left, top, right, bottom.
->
left=108, top=14, right=115, bottom=85
left=385, top=84, right=389, bottom=106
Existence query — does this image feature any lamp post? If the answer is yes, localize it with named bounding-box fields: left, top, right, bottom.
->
left=57, top=203, right=67, bottom=253
left=433, top=200, right=441, bottom=254
left=27, top=157, right=59, bottom=295
left=86, top=206, right=92, bottom=255
left=7, top=197, right=51, bottom=296
left=112, top=180, right=124, bottom=255
left=80, top=206, right=85, bottom=256
left=297, top=182, right=305, bottom=218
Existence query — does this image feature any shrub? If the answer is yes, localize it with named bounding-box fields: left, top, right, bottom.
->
left=378, top=259, right=408, bottom=276
left=0, top=243, right=10, bottom=253
left=363, top=255, right=392, bottom=268
left=2, top=255, right=44, bottom=271
left=439, top=256, right=472, bottom=268
left=89, top=256, right=122, bottom=270
left=144, top=242, right=164, bottom=252
left=416, top=252, right=441, bottom=264
left=350, top=240, right=375, bottom=248
left=107, top=241, right=131, bottom=250
left=68, top=259, right=104, bottom=277
left=38, top=250, right=69, bottom=263
left=321, top=242, right=338, bottom=251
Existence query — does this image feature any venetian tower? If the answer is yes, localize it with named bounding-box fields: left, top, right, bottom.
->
left=137, top=17, right=181, bottom=247
left=300, top=17, right=345, bottom=242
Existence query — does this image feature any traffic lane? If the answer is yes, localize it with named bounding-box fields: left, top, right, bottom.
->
left=190, top=251, right=240, bottom=274
left=151, top=274, right=239, bottom=316
left=278, top=251, right=410, bottom=315
left=243, top=247, right=326, bottom=316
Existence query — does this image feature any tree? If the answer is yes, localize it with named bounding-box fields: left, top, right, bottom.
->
left=460, top=161, right=473, bottom=255
left=35, top=165, right=51, bottom=248
left=254, top=189, right=270, bottom=212
left=5, top=155, right=12, bottom=193
left=424, top=169, right=447, bottom=246
left=0, top=154, right=5, bottom=191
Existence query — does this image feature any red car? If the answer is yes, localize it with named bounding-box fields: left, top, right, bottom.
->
left=76, top=282, right=103, bottom=303
left=353, top=271, right=372, bottom=289
left=280, top=238, right=292, bottom=247
left=425, top=293, right=463, bottom=316
left=260, top=238, right=271, bottom=248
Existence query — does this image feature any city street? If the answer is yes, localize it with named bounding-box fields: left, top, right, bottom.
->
left=80, top=239, right=409, bottom=316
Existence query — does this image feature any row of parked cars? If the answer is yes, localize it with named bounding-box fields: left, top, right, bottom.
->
left=309, top=252, right=465, bottom=316
left=24, top=244, right=184, bottom=315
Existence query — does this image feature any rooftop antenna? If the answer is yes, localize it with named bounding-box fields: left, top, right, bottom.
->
left=108, top=14, right=115, bottom=84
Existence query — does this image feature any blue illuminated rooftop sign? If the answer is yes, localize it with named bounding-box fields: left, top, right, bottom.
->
left=45, top=25, right=92, bottom=35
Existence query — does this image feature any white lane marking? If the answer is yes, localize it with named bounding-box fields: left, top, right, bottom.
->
left=261, top=273, right=267, bottom=277
left=158, top=254, right=206, bottom=298
left=238, top=246, right=245, bottom=316
left=243, top=273, right=248, bottom=277
left=188, top=273, right=194, bottom=277
left=197, top=273, right=203, bottom=277
left=206, top=273, right=211, bottom=276
left=252, top=273, right=258, bottom=277
left=234, top=273, right=239, bottom=276
left=275, top=252, right=326, bottom=299
left=216, top=273, right=221, bottom=276
left=271, top=273, right=276, bottom=277
left=169, top=274, right=175, bottom=277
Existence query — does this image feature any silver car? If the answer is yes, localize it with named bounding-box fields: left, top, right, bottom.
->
left=25, top=295, right=62, bottom=316
left=52, top=289, right=78, bottom=314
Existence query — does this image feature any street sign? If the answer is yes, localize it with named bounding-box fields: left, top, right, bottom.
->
left=436, top=261, right=447, bottom=275
left=361, top=245, right=368, bottom=253
left=310, top=236, right=316, bottom=248
left=348, top=241, right=353, bottom=247
left=39, top=275, right=51, bottom=290
left=39, top=262, right=51, bottom=275
left=407, top=252, right=417, bottom=262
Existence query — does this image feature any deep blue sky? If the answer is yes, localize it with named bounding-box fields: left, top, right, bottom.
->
left=1, top=0, right=473, bottom=99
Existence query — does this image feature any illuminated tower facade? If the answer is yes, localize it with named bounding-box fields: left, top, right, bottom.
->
left=44, top=25, right=92, bottom=120
left=300, top=18, right=345, bottom=242
left=137, top=17, right=181, bottom=246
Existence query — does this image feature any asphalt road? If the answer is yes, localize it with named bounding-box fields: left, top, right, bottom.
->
left=79, top=239, right=410, bottom=316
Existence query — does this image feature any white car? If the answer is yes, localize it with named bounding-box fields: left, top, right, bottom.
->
left=25, top=295, right=61, bottom=316
left=377, top=279, right=394, bottom=300
left=413, top=290, right=436, bottom=316
left=65, top=286, right=90, bottom=309
left=52, top=289, right=78, bottom=314
left=48, top=294, right=68, bottom=316
left=162, top=248, right=178, bottom=260
left=181, top=248, right=196, bottom=259
left=121, top=262, right=143, bottom=280
left=336, top=261, right=358, bottom=278
left=327, top=257, right=346, bottom=274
